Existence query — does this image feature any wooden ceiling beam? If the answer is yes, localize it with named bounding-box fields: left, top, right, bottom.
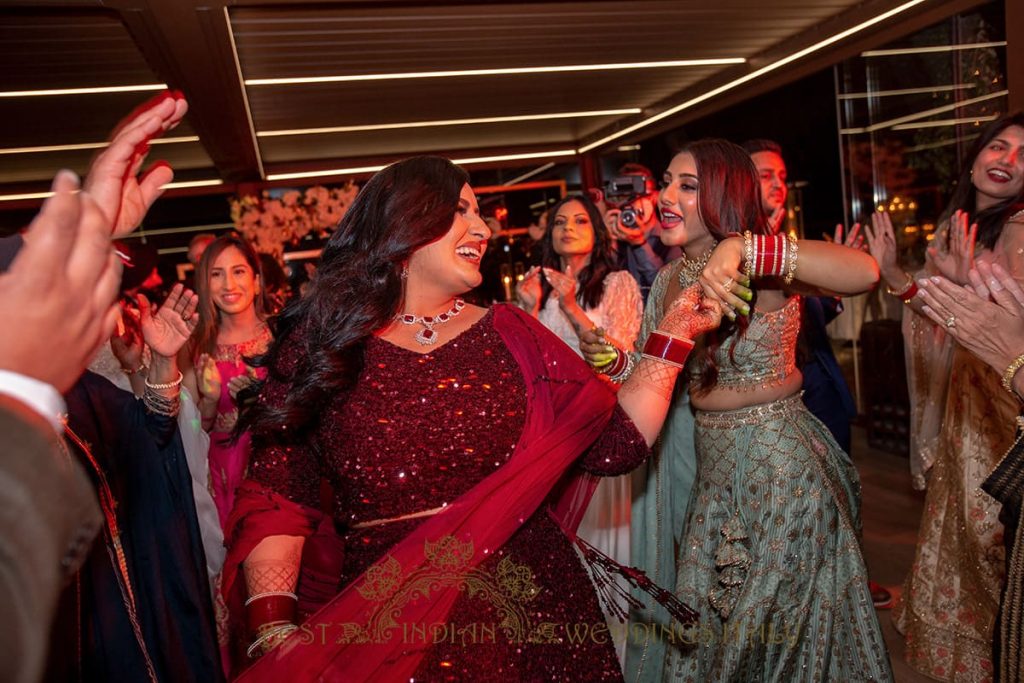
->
left=109, top=0, right=264, bottom=182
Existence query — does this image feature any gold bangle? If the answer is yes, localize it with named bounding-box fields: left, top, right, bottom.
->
left=783, top=233, right=799, bottom=285
left=743, top=231, right=754, bottom=279
left=885, top=273, right=915, bottom=298
left=1002, top=353, right=1024, bottom=395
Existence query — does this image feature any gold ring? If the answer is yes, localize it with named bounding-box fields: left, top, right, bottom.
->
left=182, top=311, right=192, bottom=321
left=722, top=277, right=735, bottom=293
left=944, top=315, right=956, bottom=328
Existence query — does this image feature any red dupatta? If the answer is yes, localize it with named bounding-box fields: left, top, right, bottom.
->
left=223, top=304, right=617, bottom=682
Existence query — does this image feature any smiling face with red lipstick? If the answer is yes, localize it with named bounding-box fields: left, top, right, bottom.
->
left=407, top=183, right=491, bottom=293
left=971, top=124, right=1024, bottom=210
left=658, top=152, right=714, bottom=256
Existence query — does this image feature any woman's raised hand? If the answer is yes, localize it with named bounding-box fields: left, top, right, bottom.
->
left=228, top=369, right=257, bottom=401
left=515, top=266, right=542, bottom=313
left=542, top=264, right=578, bottom=306
left=927, top=209, right=977, bottom=284
left=865, top=211, right=902, bottom=283
left=110, top=302, right=144, bottom=371
left=699, top=238, right=753, bottom=320
left=197, top=352, right=222, bottom=402
left=140, top=283, right=199, bottom=359
left=828, top=222, right=866, bottom=251
left=83, top=92, right=188, bottom=238
left=659, top=283, right=724, bottom=340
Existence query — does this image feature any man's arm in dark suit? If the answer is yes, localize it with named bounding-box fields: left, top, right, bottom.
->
left=0, top=397, right=101, bottom=683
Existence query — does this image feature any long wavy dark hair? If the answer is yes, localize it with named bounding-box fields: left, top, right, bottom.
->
left=189, top=234, right=266, bottom=363
left=238, top=156, right=469, bottom=441
left=941, top=111, right=1024, bottom=250
left=677, top=139, right=772, bottom=394
left=539, top=194, right=618, bottom=310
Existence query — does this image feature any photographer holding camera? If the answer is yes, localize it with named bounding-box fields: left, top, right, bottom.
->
left=600, top=163, right=681, bottom=300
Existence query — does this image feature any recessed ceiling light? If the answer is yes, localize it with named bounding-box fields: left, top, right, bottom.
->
left=257, top=109, right=642, bottom=137
left=578, top=0, right=931, bottom=153
left=245, top=59, right=745, bottom=86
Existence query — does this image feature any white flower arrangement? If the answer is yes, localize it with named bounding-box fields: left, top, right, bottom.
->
left=230, top=182, right=358, bottom=258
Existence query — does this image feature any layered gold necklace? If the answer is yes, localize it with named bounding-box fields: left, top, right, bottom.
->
left=676, top=240, right=719, bottom=288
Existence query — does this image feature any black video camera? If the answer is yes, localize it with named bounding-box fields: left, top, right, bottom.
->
left=603, top=175, right=657, bottom=229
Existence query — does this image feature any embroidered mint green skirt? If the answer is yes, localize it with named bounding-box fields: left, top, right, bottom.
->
left=665, top=394, right=893, bottom=682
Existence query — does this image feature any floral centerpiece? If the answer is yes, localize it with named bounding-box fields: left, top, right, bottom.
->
left=230, top=182, right=358, bottom=258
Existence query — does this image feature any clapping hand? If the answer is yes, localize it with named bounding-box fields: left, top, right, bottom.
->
left=516, top=266, right=543, bottom=312
left=581, top=284, right=723, bottom=371
left=139, top=283, right=199, bottom=359
left=543, top=265, right=578, bottom=306
left=865, top=211, right=903, bottom=286
left=197, top=353, right=222, bottom=404
left=917, top=262, right=1024, bottom=377
left=227, top=368, right=258, bottom=402
left=927, top=209, right=977, bottom=285
left=826, top=223, right=866, bottom=251
left=110, top=301, right=144, bottom=371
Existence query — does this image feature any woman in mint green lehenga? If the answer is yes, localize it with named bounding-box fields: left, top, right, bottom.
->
left=599, top=140, right=892, bottom=681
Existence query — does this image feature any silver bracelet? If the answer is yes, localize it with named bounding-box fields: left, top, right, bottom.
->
left=245, top=591, right=298, bottom=606
left=143, top=386, right=180, bottom=417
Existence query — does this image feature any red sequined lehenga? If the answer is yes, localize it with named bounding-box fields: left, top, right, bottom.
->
left=225, top=305, right=652, bottom=681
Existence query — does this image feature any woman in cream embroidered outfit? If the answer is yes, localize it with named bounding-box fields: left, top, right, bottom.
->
left=868, top=112, right=1024, bottom=682
left=518, top=194, right=643, bottom=660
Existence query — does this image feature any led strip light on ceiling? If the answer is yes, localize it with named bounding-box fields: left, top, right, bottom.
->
left=0, top=178, right=223, bottom=203
left=840, top=89, right=1008, bottom=134
left=0, top=136, right=200, bottom=156
left=0, top=84, right=167, bottom=98
left=257, top=109, right=642, bottom=137
left=891, top=114, right=999, bottom=131
left=837, top=83, right=976, bottom=100
left=245, top=59, right=744, bottom=86
left=862, top=40, right=1006, bottom=57
left=266, top=149, right=577, bottom=182
left=577, top=0, right=932, bottom=153
left=506, top=163, right=556, bottom=186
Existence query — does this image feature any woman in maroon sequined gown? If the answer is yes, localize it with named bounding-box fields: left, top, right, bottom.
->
left=222, top=157, right=722, bottom=682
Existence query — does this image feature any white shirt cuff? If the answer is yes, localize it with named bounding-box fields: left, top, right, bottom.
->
left=0, top=370, right=67, bottom=433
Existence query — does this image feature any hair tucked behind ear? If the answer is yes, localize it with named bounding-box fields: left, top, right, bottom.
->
left=674, top=139, right=771, bottom=394
left=237, top=156, right=468, bottom=442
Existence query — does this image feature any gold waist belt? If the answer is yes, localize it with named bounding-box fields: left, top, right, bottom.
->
left=695, top=391, right=805, bottom=428
left=350, top=504, right=447, bottom=530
